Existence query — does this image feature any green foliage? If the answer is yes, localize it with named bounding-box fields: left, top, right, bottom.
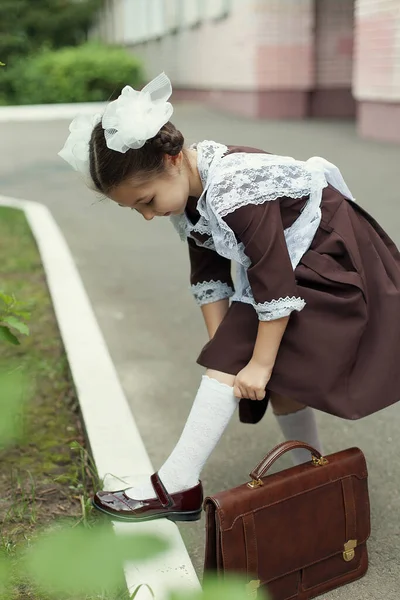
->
left=0, top=291, right=30, bottom=345
left=0, top=371, right=28, bottom=448
left=0, top=553, right=11, bottom=596
left=171, top=577, right=269, bottom=600
left=6, top=43, right=143, bottom=105
left=0, top=0, right=144, bottom=105
left=25, top=526, right=168, bottom=596
left=0, top=0, right=102, bottom=63
left=130, top=584, right=155, bottom=599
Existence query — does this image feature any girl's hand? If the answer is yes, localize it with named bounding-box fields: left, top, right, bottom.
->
left=233, top=359, right=272, bottom=401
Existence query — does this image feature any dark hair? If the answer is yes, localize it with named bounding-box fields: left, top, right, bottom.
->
left=89, top=121, right=185, bottom=195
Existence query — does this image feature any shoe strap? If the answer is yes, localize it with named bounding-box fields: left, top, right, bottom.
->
left=150, top=473, right=173, bottom=508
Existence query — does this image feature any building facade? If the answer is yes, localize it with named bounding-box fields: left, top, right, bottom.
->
left=95, top=0, right=400, bottom=143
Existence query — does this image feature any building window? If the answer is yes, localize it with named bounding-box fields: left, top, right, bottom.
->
left=147, top=0, right=165, bottom=39
left=123, top=0, right=148, bottom=44
left=205, top=0, right=230, bottom=21
left=183, top=0, right=202, bottom=28
left=164, top=0, right=180, bottom=33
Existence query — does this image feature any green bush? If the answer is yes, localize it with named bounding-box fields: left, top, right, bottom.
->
left=6, top=43, right=144, bottom=105
left=0, top=0, right=102, bottom=62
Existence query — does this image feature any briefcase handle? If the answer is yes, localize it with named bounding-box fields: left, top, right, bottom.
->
left=248, top=440, right=328, bottom=487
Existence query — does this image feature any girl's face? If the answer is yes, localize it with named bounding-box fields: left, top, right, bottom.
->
left=108, top=154, right=191, bottom=220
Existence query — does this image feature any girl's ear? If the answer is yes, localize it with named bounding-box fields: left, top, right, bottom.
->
left=163, top=151, right=183, bottom=169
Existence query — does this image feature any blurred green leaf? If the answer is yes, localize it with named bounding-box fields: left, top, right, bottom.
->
left=25, top=525, right=168, bottom=595
left=13, top=310, right=30, bottom=320
left=1, top=315, right=29, bottom=336
left=69, top=441, right=82, bottom=450
left=131, top=584, right=155, bottom=599
left=0, top=370, right=27, bottom=446
left=170, top=574, right=270, bottom=600
left=0, top=326, right=19, bottom=345
left=0, top=292, right=14, bottom=307
left=0, top=288, right=30, bottom=343
left=0, top=555, right=11, bottom=595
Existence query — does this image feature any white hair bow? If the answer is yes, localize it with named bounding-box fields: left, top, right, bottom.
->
left=102, top=72, right=173, bottom=153
left=58, top=112, right=102, bottom=177
left=58, top=72, right=174, bottom=175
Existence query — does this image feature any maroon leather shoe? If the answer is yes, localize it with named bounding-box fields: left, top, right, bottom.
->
left=92, top=473, right=203, bottom=522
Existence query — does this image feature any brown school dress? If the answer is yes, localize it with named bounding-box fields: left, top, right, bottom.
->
left=186, top=146, right=400, bottom=423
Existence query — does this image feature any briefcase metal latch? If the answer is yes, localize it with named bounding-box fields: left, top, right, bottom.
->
left=246, top=580, right=261, bottom=598
left=311, top=455, right=329, bottom=467
left=247, top=478, right=263, bottom=489
left=343, top=539, right=357, bottom=561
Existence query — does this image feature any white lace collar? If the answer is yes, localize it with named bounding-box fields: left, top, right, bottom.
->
left=169, top=140, right=228, bottom=240
left=194, top=140, right=228, bottom=187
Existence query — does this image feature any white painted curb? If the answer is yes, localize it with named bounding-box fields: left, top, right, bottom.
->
left=0, top=102, right=107, bottom=122
left=0, top=196, right=201, bottom=599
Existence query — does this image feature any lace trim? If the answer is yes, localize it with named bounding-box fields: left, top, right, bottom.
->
left=171, top=147, right=326, bottom=271
left=201, top=153, right=325, bottom=266
left=169, top=213, right=188, bottom=241
left=191, top=280, right=234, bottom=306
left=171, top=146, right=354, bottom=277
left=255, top=296, right=306, bottom=321
left=191, top=140, right=228, bottom=188
left=205, top=154, right=312, bottom=218
left=170, top=144, right=355, bottom=321
left=170, top=140, right=228, bottom=243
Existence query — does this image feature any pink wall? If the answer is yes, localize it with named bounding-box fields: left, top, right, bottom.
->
left=354, top=0, right=400, bottom=142
left=354, top=0, right=400, bottom=102
left=133, top=0, right=315, bottom=118
left=132, top=0, right=257, bottom=91
left=311, top=0, right=356, bottom=118
left=315, top=0, right=355, bottom=88
left=115, top=0, right=400, bottom=140
left=253, top=0, right=314, bottom=90
left=133, top=0, right=317, bottom=92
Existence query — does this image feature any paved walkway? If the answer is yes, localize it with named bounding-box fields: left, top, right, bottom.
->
left=1, top=104, right=399, bottom=596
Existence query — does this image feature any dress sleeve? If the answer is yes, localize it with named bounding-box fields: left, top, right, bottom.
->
left=188, top=237, right=235, bottom=306
left=223, top=201, right=305, bottom=321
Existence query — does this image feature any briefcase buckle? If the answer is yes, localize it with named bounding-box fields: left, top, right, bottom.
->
left=343, top=539, right=357, bottom=562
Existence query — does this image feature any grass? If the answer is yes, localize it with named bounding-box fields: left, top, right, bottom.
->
left=0, top=207, right=132, bottom=600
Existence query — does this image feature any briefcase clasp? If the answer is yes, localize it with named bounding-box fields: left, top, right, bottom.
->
left=312, top=455, right=329, bottom=467
left=343, top=539, right=357, bottom=562
left=247, top=478, right=264, bottom=489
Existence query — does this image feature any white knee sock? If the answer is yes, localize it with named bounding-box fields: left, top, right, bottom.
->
left=124, top=376, right=238, bottom=499
left=275, top=407, right=323, bottom=465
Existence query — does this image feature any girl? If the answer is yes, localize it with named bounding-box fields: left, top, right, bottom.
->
left=59, top=73, right=400, bottom=523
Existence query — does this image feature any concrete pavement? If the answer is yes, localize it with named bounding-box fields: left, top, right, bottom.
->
left=1, top=104, right=399, bottom=596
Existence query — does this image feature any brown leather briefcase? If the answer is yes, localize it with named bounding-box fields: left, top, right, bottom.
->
left=204, top=441, right=370, bottom=599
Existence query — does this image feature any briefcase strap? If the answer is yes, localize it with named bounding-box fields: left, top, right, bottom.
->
left=243, top=513, right=258, bottom=576
left=250, top=441, right=326, bottom=482
left=204, top=502, right=218, bottom=571
left=341, top=477, right=358, bottom=561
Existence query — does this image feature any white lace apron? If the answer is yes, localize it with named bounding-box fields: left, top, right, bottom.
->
left=170, top=141, right=355, bottom=321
